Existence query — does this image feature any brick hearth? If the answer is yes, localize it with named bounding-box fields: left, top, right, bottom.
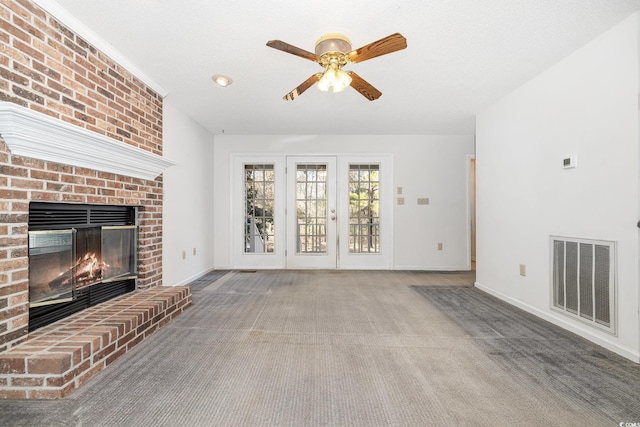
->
left=0, top=286, right=191, bottom=399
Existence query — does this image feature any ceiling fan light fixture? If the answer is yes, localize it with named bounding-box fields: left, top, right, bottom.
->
left=332, top=67, right=352, bottom=92
left=317, top=71, right=333, bottom=92
left=212, top=74, right=233, bottom=87
left=318, top=63, right=352, bottom=93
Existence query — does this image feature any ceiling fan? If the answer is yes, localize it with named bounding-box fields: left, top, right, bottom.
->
left=266, top=32, right=407, bottom=101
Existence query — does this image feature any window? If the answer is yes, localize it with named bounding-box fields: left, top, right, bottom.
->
left=295, top=164, right=328, bottom=254
left=348, top=164, right=380, bottom=253
left=244, top=164, right=275, bottom=253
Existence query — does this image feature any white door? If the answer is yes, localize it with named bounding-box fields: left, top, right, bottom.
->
left=286, top=156, right=337, bottom=268
left=337, top=155, right=392, bottom=269
left=232, top=156, right=285, bottom=269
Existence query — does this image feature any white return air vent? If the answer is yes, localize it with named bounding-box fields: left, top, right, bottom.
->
left=551, top=236, right=616, bottom=335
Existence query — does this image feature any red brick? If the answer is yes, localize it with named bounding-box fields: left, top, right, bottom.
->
left=51, top=346, right=82, bottom=366
left=77, top=362, right=104, bottom=388
left=105, top=346, right=126, bottom=366
left=0, top=304, right=27, bottom=321
left=116, top=330, right=136, bottom=347
left=65, top=336, right=100, bottom=355
left=0, top=389, right=27, bottom=399
left=92, top=342, right=115, bottom=364
left=126, top=333, right=144, bottom=350
left=0, top=356, right=25, bottom=374
left=27, top=353, right=72, bottom=374
left=12, top=376, right=44, bottom=387
left=28, top=388, right=64, bottom=399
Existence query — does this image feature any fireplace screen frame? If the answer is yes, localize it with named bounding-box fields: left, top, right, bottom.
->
left=28, top=229, right=76, bottom=307
left=28, top=225, right=139, bottom=308
left=101, top=225, right=138, bottom=283
left=28, top=202, right=139, bottom=331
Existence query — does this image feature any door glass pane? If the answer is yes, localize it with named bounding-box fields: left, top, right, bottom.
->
left=349, top=164, right=380, bottom=253
left=244, top=164, right=275, bottom=253
left=296, top=164, right=327, bottom=254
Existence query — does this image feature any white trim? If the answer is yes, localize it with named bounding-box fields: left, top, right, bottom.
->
left=0, top=102, right=175, bottom=181
left=31, top=0, right=168, bottom=98
left=165, top=267, right=216, bottom=287
left=475, top=280, right=640, bottom=363
left=393, top=265, right=471, bottom=271
left=466, top=154, right=476, bottom=266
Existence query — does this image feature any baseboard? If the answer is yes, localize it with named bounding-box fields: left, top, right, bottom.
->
left=474, top=281, right=640, bottom=364
left=393, top=265, right=472, bottom=271
left=167, top=267, right=217, bottom=287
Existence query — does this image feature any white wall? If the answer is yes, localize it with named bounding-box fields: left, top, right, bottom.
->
left=213, top=135, right=475, bottom=270
left=476, top=13, right=640, bottom=362
left=162, top=99, right=216, bottom=286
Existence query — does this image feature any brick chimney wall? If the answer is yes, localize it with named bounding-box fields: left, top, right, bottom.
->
left=0, top=1, right=164, bottom=351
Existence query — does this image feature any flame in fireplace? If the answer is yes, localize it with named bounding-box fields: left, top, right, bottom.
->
left=76, top=253, right=108, bottom=282
left=56, top=253, right=109, bottom=288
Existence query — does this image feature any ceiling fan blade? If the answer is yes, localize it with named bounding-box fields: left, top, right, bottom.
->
left=346, top=71, right=382, bottom=101
left=283, top=73, right=322, bottom=101
left=267, top=40, right=321, bottom=62
left=347, top=33, right=407, bottom=63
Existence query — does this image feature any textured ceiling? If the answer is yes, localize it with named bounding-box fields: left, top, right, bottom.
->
left=48, top=0, right=640, bottom=135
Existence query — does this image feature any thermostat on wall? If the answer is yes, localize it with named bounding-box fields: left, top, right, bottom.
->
left=563, top=155, right=577, bottom=169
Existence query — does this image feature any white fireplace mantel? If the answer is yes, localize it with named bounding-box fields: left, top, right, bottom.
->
left=0, top=102, right=175, bottom=181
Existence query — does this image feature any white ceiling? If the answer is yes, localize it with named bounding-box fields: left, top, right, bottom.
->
left=50, top=0, right=640, bottom=135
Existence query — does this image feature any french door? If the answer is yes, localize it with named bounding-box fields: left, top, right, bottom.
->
left=233, top=154, right=392, bottom=269
left=286, top=156, right=337, bottom=268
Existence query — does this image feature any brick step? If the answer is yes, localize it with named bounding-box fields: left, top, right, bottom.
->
left=0, top=286, right=192, bottom=399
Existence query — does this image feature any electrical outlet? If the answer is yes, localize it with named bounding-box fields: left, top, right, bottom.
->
left=397, top=197, right=405, bottom=205
left=193, top=247, right=197, bottom=256
left=397, top=186, right=403, bottom=195
left=437, top=243, right=443, bottom=251
left=182, top=250, right=186, bottom=260
left=417, top=198, right=429, bottom=205
left=520, top=264, right=526, bottom=276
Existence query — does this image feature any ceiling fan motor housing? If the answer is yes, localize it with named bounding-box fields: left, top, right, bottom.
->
left=315, top=33, right=352, bottom=55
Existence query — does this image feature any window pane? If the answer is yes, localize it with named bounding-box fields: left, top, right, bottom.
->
left=348, top=164, right=380, bottom=253
left=244, top=164, right=275, bottom=253
left=296, top=164, right=328, bottom=254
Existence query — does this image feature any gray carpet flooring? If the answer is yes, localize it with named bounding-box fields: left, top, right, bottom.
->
left=0, top=269, right=638, bottom=426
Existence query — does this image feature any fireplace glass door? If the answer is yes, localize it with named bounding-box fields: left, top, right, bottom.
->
left=28, top=229, right=75, bottom=306
left=74, top=227, right=103, bottom=291
left=28, top=225, right=138, bottom=307
left=102, top=225, right=138, bottom=281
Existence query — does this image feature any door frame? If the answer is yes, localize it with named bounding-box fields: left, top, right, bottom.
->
left=230, top=153, right=393, bottom=269
left=285, top=156, right=337, bottom=269
left=231, top=155, right=286, bottom=269
left=337, top=154, right=393, bottom=269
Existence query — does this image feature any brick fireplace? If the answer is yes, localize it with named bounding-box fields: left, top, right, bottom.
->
left=0, top=0, right=192, bottom=399
left=0, top=0, right=171, bottom=352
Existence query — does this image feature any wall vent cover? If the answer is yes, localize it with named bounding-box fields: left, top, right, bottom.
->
left=551, top=236, right=616, bottom=335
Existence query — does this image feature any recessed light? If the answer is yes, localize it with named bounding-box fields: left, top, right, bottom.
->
left=212, top=74, right=233, bottom=87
